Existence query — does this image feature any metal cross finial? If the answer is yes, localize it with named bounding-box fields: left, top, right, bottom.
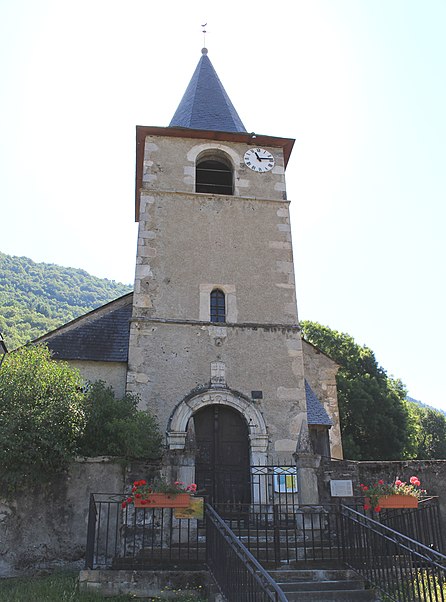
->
left=201, top=22, right=207, bottom=48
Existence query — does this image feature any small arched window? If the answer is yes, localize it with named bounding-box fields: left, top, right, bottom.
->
left=210, top=289, right=226, bottom=323
left=196, top=157, right=233, bottom=196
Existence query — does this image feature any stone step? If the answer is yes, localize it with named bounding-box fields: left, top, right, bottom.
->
left=278, top=579, right=365, bottom=592
left=268, top=568, right=359, bottom=582
left=283, top=589, right=376, bottom=601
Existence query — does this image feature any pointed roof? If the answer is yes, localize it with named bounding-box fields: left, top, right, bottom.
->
left=305, top=380, right=333, bottom=427
left=169, top=48, right=246, bottom=133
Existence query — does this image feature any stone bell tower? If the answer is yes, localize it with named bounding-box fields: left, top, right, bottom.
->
left=126, top=48, right=323, bottom=500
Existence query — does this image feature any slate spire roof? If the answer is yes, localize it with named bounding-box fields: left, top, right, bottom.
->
left=305, top=380, right=333, bottom=427
left=169, top=48, right=246, bottom=133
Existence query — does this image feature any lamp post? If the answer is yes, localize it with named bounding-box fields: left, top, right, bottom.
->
left=0, top=332, right=7, bottom=367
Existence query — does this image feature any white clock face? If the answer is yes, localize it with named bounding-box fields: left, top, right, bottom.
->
left=244, top=148, right=275, bottom=173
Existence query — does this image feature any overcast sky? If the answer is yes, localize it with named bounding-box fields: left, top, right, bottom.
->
left=1, top=0, right=445, bottom=410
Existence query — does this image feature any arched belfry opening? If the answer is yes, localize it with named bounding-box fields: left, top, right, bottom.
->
left=195, top=152, right=233, bottom=195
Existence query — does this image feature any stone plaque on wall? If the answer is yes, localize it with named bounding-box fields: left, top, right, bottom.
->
left=330, top=479, right=353, bottom=497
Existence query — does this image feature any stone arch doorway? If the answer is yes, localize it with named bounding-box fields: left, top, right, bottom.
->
left=194, top=404, right=250, bottom=506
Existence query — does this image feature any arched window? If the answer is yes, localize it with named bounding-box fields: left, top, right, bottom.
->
left=210, top=289, right=226, bottom=323
left=196, top=156, right=233, bottom=195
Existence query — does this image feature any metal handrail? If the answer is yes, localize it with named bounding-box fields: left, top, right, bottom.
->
left=206, top=504, right=288, bottom=602
left=341, top=504, right=446, bottom=601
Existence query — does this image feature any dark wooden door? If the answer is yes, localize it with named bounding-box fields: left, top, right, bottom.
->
left=194, top=405, right=251, bottom=507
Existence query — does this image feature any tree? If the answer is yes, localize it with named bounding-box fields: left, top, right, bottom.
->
left=78, top=381, right=163, bottom=459
left=409, top=403, right=446, bottom=459
left=301, top=321, right=411, bottom=460
left=0, top=345, right=85, bottom=490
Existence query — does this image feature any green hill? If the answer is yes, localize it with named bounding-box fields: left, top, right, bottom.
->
left=0, top=252, right=133, bottom=350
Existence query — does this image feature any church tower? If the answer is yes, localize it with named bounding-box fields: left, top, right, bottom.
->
left=127, top=49, right=339, bottom=502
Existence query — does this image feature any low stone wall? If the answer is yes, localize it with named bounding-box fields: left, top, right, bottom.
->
left=1, top=457, right=445, bottom=578
left=0, top=458, right=126, bottom=577
left=319, top=458, right=446, bottom=543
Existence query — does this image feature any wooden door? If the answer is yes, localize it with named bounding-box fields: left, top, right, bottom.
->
left=194, top=405, right=251, bottom=508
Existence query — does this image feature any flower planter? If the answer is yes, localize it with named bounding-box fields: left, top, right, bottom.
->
left=366, top=495, right=418, bottom=509
left=134, top=493, right=191, bottom=508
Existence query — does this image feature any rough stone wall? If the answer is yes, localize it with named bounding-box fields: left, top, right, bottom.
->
left=140, top=135, right=287, bottom=202
left=132, top=191, right=297, bottom=324
left=1, top=458, right=445, bottom=577
left=0, top=458, right=125, bottom=577
left=302, top=340, right=343, bottom=459
left=129, top=322, right=306, bottom=453
left=318, top=459, right=446, bottom=542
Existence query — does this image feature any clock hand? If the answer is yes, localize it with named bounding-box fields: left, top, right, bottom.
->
left=255, top=152, right=261, bottom=160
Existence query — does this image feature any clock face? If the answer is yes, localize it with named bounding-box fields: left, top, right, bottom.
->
left=244, top=148, right=275, bottom=173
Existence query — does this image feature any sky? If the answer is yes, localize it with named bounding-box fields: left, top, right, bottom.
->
left=1, top=1, right=445, bottom=410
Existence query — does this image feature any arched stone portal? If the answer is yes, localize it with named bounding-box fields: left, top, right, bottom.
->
left=167, top=389, right=268, bottom=466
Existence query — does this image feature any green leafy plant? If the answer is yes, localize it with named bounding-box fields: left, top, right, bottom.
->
left=122, top=478, right=198, bottom=508
left=359, top=476, right=426, bottom=512
left=0, top=345, right=85, bottom=491
left=78, top=381, right=162, bottom=459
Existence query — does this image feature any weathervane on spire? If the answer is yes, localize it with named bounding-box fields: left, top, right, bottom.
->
left=201, top=22, right=207, bottom=50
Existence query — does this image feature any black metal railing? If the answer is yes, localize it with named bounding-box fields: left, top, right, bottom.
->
left=213, top=501, right=343, bottom=566
left=340, top=504, right=446, bottom=602
left=85, top=493, right=204, bottom=570
left=378, top=497, right=444, bottom=553
left=206, top=504, right=287, bottom=601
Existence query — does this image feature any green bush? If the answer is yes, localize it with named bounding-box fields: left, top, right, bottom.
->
left=78, top=381, right=163, bottom=459
left=0, top=345, right=85, bottom=491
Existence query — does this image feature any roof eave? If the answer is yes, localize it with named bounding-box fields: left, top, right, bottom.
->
left=135, top=125, right=295, bottom=221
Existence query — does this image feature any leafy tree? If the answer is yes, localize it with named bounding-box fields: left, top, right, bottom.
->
left=409, top=403, right=446, bottom=459
left=301, top=320, right=411, bottom=460
left=0, top=345, right=85, bottom=490
left=78, top=381, right=163, bottom=459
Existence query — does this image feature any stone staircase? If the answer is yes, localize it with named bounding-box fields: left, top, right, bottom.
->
left=112, top=517, right=378, bottom=600
left=267, top=562, right=376, bottom=601
left=229, top=524, right=377, bottom=601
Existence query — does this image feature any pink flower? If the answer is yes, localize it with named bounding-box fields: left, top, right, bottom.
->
left=378, top=480, right=384, bottom=485
left=395, top=479, right=403, bottom=487
left=410, top=476, right=421, bottom=487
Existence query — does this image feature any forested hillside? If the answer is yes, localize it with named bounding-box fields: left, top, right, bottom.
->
left=0, top=252, right=132, bottom=349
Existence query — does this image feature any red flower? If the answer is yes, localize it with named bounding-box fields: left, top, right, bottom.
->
left=374, top=506, right=382, bottom=513
left=363, top=503, right=371, bottom=511
left=135, top=493, right=142, bottom=498
left=378, top=480, right=384, bottom=485
left=126, top=497, right=133, bottom=503
left=121, top=501, right=127, bottom=509
left=362, top=485, right=369, bottom=491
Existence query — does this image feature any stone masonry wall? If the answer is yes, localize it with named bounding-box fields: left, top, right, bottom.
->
left=2, top=457, right=444, bottom=578
left=319, top=458, right=446, bottom=543
left=0, top=458, right=149, bottom=577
